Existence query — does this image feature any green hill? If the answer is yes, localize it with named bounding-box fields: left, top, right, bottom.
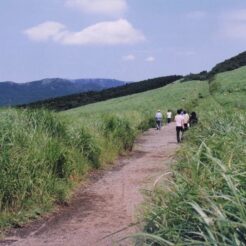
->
left=210, top=66, right=246, bottom=109
left=19, top=75, right=181, bottom=111
left=140, top=66, right=246, bottom=245
left=181, top=51, right=246, bottom=82
left=61, top=79, right=208, bottom=129
left=0, top=62, right=245, bottom=245
left=16, top=50, right=246, bottom=112
left=0, top=78, right=205, bottom=229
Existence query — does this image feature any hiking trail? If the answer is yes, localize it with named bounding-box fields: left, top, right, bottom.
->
left=2, top=123, right=178, bottom=246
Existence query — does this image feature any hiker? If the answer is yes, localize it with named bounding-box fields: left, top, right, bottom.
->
left=155, top=110, right=163, bottom=130
left=183, top=111, right=190, bottom=131
left=189, top=112, right=198, bottom=126
left=174, top=109, right=184, bottom=143
left=166, top=110, right=172, bottom=124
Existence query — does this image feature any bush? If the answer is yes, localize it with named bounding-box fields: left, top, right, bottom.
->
left=138, top=117, right=156, bottom=132
left=0, top=109, right=88, bottom=224
left=69, top=127, right=101, bottom=168
left=103, top=115, right=136, bottom=151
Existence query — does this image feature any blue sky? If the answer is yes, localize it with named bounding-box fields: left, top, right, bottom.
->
left=0, top=0, right=246, bottom=82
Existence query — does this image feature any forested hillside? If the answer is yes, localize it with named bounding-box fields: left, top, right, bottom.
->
left=0, top=78, right=125, bottom=106
left=19, top=75, right=182, bottom=111
left=182, top=51, right=246, bottom=82
left=210, top=51, right=246, bottom=75
left=16, top=50, right=246, bottom=111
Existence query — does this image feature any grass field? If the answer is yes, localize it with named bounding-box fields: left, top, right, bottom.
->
left=0, top=65, right=245, bottom=244
left=60, top=80, right=208, bottom=168
left=210, top=66, right=246, bottom=109
left=0, top=79, right=207, bottom=230
left=61, top=80, right=208, bottom=128
left=139, top=67, right=246, bottom=245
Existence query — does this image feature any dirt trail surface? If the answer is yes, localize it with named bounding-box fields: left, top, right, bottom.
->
left=2, top=123, right=178, bottom=246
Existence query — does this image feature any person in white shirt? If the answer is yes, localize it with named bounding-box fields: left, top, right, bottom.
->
left=155, top=110, right=163, bottom=130
left=174, top=109, right=184, bottom=143
left=166, top=110, right=172, bottom=124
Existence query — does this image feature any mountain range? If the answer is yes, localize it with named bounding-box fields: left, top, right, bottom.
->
left=1, top=50, right=245, bottom=108
left=0, top=78, right=125, bottom=106
left=18, top=50, right=246, bottom=111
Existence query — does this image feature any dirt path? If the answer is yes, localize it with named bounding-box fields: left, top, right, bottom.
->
left=3, top=123, right=178, bottom=246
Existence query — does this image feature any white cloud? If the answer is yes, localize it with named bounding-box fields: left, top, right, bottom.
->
left=220, top=9, right=246, bottom=40
left=24, top=19, right=145, bottom=46
left=65, top=0, right=127, bottom=15
left=122, top=54, right=135, bottom=61
left=145, top=56, right=155, bottom=62
left=23, top=21, right=67, bottom=42
left=186, top=11, right=206, bottom=20
left=62, top=19, right=145, bottom=45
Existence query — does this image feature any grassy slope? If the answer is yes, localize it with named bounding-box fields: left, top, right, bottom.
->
left=210, top=66, right=246, bottom=109
left=0, top=80, right=207, bottom=230
left=0, top=64, right=244, bottom=241
left=140, top=68, right=246, bottom=245
left=60, top=80, right=208, bottom=177
left=61, top=80, right=208, bottom=128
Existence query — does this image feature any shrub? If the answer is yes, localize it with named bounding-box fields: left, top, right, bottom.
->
left=103, top=115, right=136, bottom=151
left=69, top=127, right=101, bottom=168
left=0, top=109, right=88, bottom=224
left=138, top=117, right=156, bottom=132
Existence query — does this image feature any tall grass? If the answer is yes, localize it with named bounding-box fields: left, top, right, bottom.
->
left=0, top=79, right=208, bottom=230
left=139, top=92, right=246, bottom=245
left=0, top=109, right=85, bottom=226
left=0, top=109, right=144, bottom=229
left=102, top=115, right=136, bottom=151
left=210, top=66, right=246, bottom=109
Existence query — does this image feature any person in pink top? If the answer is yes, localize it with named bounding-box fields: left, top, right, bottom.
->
left=174, top=109, right=184, bottom=143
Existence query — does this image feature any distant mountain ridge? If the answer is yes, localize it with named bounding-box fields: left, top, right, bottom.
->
left=19, top=75, right=182, bottom=111
left=2, top=50, right=246, bottom=108
left=0, top=78, right=126, bottom=106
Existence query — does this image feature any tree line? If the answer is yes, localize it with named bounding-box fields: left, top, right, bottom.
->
left=19, top=75, right=182, bottom=111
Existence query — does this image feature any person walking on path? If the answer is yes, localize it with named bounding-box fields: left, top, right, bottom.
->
left=155, top=110, right=163, bottom=130
left=166, top=110, right=172, bottom=124
left=175, top=109, right=184, bottom=143
left=183, top=111, right=190, bottom=131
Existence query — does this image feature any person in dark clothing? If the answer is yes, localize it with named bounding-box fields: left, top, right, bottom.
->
left=189, top=112, right=198, bottom=126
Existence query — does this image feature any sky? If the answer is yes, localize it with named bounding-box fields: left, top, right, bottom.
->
left=0, top=0, right=246, bottom=83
